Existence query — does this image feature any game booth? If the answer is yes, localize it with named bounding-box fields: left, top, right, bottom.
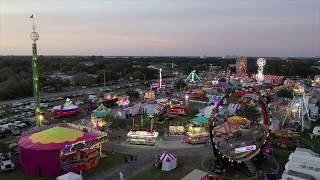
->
left=53, top=98, right=80, bottom=119
left=167, top=105, right=189, bottom=116
left=127, top=128, right=159, bottom=145
left=185, top=116, right=209, bottom=144
left=18, top=126, right=107, bottom=176
left=91, top=104, right=111, bottom=129
left=168, top=121, right=186, bottom=136
left=144, top=90, right=156, bottom=100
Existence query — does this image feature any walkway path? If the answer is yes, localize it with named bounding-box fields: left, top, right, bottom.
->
left=88, top=142, right=212, bottom=180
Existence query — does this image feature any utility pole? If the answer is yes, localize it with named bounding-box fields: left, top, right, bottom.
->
left=103, top=70, right=106, bottom=89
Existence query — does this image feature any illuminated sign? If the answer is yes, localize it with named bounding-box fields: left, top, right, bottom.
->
left=60, top=135, right=108, bottom=155
left=235, top=145, right=256, bottom=154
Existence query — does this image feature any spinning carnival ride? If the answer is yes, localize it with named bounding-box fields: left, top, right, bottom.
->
left=53, top=98, right=80, bottom=119
left=283, top=84, right=316, bottom=130
left=185, top=70, right=201, bottom=83
left=208, top=94, right=270, bottom=173
left=256, top=58, right=266, bottom=82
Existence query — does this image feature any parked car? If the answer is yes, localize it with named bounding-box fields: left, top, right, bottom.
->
left=0, top=153, right=15, bottom=172
left=9, top=127, right=21, bottom=136
left=283, top=123, right=302, bottom=132
left=1, top=123, right=15, bottom=130
left=13, top=121, right=27, bottom=128
left=8, top=143, right=19, bottom=155
left=0, top=128, right=6, bottom=138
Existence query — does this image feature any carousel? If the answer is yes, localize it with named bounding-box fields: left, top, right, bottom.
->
left=91, top=104, right=111, bottom=129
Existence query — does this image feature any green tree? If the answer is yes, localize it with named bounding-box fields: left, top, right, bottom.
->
left=126, top=90, right=140, bottom=100
left=236, top=104, right=260, bottom=122
left=174, top=80, right=187, bottom=90
left=73, top=72, right=97, bottom=86
left=276, top=88, right=293, bottom=98
left=188, top=104, right=199, bottom=116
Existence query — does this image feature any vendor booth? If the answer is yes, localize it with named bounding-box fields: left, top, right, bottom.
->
left=127, top=128, right=159, bottom=145
left=185, top=116, right=209, bottom=144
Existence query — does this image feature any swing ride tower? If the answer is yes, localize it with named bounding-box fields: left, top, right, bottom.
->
left=30, top=15, right=41, bottom=126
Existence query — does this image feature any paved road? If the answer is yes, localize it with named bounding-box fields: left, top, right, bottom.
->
left=0, top=87, right=100, bottom=105
left=0, top=76, right=182, bottom=106
left=88, top=142, right=212, bottom=180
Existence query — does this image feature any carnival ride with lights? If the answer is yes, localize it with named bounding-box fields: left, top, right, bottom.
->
left=52, top=98, right=80, bottom=119
left=98, top=93, right=118, bottom=107
left=283, top=83, right=316, bottom=130
left=185, top=70, right=201, bottom=83
left=91, top=104, right=111, bottom=129
left=126, top=101, right=167, bottom=145
left=117, top=95, right=130, bottom=109
left=256, top=58, right=266, bottom=82
left=149, top=64, right=170, bottom=90
left=167, top=104, right=189, bottom=116
left=29, top=15, right=42, bottom=126
left=185, top=89, right=207, bottom=101
left=209, top=93, right=270, bottom=174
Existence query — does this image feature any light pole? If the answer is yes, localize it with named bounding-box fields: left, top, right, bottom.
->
left=103, top=70, right=106, bottom=89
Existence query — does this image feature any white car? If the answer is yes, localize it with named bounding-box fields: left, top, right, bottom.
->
left=13, top=121, right=27, bottom=128
left=1, top=123, right=15, bottom=130
left=0, top=154, right=15, bottom=171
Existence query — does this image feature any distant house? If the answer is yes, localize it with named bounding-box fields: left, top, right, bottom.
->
left=49, top=72, right=73, bottom=81
left=88, top=74, right=98, bottom=78
left=80, top=61, right=95, bottom=67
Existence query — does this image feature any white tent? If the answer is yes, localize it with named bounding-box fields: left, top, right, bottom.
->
left=126, top=103, right=141, bottom=116
left=203, top=106, right=214, bottom=118
left=181, top=169, right=208, bottom=180
left=313, top=126, right=320, bottom=137
left=160, top=151, right=177, bottom=171
left=56, top=172, right=82, bottom=180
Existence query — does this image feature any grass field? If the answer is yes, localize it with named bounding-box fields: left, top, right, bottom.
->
left=129, top=156, right=205, bottom=180
left=83, top=151, right=125, bottom=178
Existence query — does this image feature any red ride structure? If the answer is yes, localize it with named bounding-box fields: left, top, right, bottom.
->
left=167, top=105, right=189, bottom=116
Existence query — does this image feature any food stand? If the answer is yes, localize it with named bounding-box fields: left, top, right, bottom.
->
left=127, top=128, right=159, bottom=145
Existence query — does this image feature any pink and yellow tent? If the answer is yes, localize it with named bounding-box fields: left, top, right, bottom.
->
left=19, top=126, right=96, bottom=176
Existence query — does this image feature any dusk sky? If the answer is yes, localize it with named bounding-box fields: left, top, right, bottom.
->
left=0, top=0, right=319, bottom=56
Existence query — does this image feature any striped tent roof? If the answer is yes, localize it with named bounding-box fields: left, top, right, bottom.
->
left=160, top=151, right=175, bottom=161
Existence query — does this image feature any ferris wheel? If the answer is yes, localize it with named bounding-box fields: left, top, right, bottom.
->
left=256, top=58, right=266, bottom=82
left=208, top=94, right=270, bottom=173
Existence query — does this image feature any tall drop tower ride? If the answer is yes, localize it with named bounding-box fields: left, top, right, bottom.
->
left=30, top=14, right=41, bottom=126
